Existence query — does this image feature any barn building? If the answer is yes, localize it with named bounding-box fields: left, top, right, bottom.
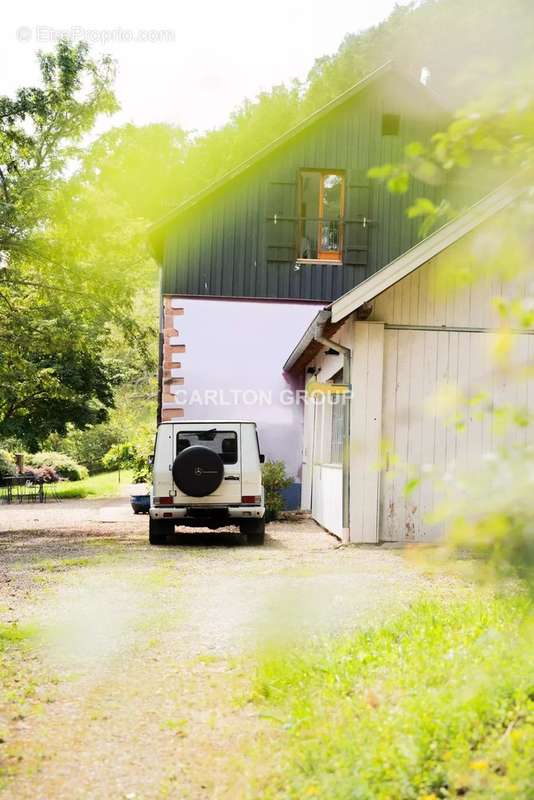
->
left=283, top=178, right=533, bottom=542
left=149, top=62, right=448, bottom=505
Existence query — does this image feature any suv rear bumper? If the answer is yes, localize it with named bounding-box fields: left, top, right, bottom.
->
left=149, top=505, right=265, bottom=521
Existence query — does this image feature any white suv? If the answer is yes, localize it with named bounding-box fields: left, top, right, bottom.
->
left=149, top=421, right=266, bottom=545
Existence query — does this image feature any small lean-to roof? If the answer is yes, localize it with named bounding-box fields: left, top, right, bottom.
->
left=149, top=61, right=446, bottom=252
left=283, top=309, right=339, bottom=373
left=283, top=175, right=528, bottom=372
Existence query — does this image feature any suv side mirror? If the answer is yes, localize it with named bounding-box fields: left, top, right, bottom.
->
left=259, top=454, right=265, bottom=464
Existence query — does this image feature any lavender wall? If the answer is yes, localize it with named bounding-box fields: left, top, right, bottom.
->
left=171, top=297, right=322, bottom=482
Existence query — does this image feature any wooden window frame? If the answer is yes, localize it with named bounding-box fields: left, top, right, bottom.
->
left=297, top=169, right=345, bottom=264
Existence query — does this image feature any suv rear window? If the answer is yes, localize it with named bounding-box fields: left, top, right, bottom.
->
left=177, top=430, right=238, bottom=465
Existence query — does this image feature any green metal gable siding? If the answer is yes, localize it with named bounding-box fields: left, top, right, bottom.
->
left=161, top=72, right=445, bottom=302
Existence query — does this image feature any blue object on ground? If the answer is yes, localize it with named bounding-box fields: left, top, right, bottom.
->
left=281, top=482, right=301, bottom=511
left=130, top=494, right=150, bottom=514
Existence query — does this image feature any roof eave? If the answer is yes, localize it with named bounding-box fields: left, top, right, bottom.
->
left=283, top=308, right=332, bottom=373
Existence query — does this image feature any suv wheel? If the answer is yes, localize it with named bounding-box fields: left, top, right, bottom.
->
left=240, top=518, right=266, bottom=546
left=149, top=517, right=174, bottom=545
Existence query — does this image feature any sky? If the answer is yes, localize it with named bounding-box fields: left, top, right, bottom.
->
left=1, top=0, right=407, bottom=134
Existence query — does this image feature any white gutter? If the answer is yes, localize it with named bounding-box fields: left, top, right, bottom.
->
left=282, top=308, right=331, bottom=372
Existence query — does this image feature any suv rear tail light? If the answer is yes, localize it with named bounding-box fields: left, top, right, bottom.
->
left=155, top=497, right=173, bottom=505
left=242, top=495, right=261, bottom=505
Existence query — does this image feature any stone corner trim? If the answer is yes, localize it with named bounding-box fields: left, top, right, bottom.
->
left=161, top=297, right=186, bottom=418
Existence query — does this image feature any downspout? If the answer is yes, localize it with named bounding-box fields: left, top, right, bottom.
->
left=314, top=317, right=351, bottom=544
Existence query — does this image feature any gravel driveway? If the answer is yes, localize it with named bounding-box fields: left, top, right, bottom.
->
left=0, top=497, right=444, bottom=799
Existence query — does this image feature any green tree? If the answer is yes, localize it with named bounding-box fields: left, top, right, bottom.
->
left=0, top=40, right=116, bottom=256
left=77, top=122, right=189, bottom=222
left=0, top=42, right=158, bottom=448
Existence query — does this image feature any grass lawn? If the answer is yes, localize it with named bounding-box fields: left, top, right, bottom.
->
left=52, top=469, right=136, bottom=499
left=0, top=622, right=40, bottom=788
left=251, top=593, right=534, bottom=799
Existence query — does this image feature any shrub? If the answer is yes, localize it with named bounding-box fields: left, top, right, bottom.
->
left=102, top=442, right=137, bottom=471
left=131, top=452, right=151, bottom=484
left=21, top=466, right=59, bottom=483
left=0, top=449, right=16, bottom=479
left=262, top=460, right=292, bottom=520
left=46, top=423, right=125, bottom=474
left=102, top=439, right=151, bottom=484
left=26, top=452, right=88, bottom=482
left=0, top=436, right=25, bottom=454
left=130, top=434, right=153, bottom=484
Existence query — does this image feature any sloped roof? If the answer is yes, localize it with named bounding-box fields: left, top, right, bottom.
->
left=331, top=175, right=526, bottom=323
left=149, top=61, right=445, bottom=250
left=284, top=175, right=527, bottom=372
left=282, top=309, right=344, bottom=374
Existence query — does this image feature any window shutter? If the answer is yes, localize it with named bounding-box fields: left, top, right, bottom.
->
left=343, top=170, right=370, bottom=268
left=265, top=181, right=297, bottom=264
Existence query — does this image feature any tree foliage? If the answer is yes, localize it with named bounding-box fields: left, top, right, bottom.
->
left=164, top=0, right=534, bottom=200
left=77, top=122, right=189, bottom=223
left=368, top=77, right=534, bottom=234
left=366, top=22, right=534, bottom=588
left=0, top=42, right=162, bottom=448
left=0, top=40, right=116, bottom=254
left=3, top=0, right=534, bottom=450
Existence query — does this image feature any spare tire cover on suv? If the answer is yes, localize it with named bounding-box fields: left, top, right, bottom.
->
left=172, top=446, right=224, bottom=497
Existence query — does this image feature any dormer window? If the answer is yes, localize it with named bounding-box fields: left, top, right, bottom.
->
left=298, top=170, right=345, bottom=263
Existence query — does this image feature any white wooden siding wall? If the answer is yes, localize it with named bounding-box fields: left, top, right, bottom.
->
left=374, top=243, right=534, bottom=541
left=301, top=223, right=534, bottom=543
left=381, top=329, right=534, bottom=541
left=370, top=250, right=533, bottom=328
